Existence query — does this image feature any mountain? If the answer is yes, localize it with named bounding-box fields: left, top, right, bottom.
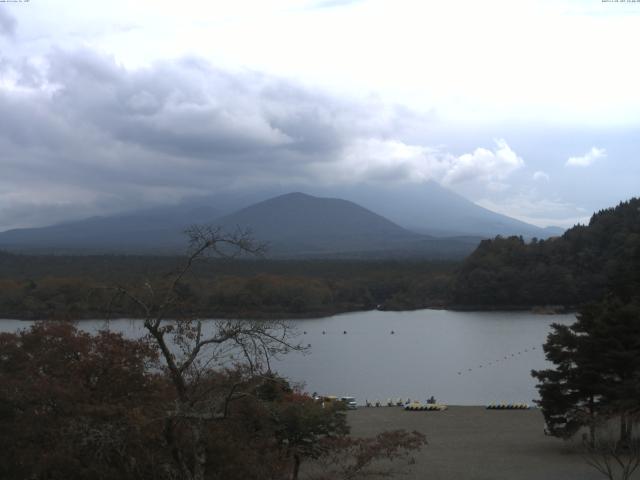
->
left=313, top=182, right=563, bottom=238
left=216, top=192, right=416, bottom=252
left=541, top=225, right=566, bottom=237
left=147, top=181, right=564, bottom=240
left=214, top=192, right=480, bottom=257
left=0, top=192, right=481, bottom=258
left=0, top=184, right=558, bottom=257
left=0, top=204, right=221, bottom=253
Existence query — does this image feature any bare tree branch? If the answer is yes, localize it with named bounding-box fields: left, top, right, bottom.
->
left=103, top=224, right=299, bottom=480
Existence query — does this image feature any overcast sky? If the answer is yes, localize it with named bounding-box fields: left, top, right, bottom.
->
left=1, top=0, right=639, bottom=231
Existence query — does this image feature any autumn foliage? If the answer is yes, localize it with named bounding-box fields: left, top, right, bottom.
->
left=0, top=323, right=425, bottom=480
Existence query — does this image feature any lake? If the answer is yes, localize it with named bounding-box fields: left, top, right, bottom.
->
left=0, top=309, right=574, bottom=406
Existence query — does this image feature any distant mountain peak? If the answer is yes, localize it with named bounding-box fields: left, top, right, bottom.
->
left=0, top=185, right=561, bottom=257
left=277, top=191, right=312, bottom=199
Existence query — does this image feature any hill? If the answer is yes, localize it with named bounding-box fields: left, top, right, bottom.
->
left=215, top=192, right=481, bottom=258
left=451, top=197, right=640, bottom=308
left=0, top=204, right=220, bottom=253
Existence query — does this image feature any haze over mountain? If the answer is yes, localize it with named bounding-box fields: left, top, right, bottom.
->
left=217, top=192, right=416, bottom=253
left=312, top=181, right=565, bottom=238
left=0, top=191, right=484, bottom=258
left=0, top=183, right=567, bottom=257
left=213, top=192, right=481, bottom=257
left=0, top=204, right=220, bottom=254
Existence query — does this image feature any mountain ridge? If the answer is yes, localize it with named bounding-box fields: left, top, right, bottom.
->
left=0, top=186, right=563, bottom=257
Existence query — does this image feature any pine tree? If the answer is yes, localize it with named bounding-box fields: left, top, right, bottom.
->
left=532, top=296, right=640, bottom=445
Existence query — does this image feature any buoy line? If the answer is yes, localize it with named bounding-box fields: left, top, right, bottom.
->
left=456, top=345, right=539, bottom=376
left=299, top=330, right=542, bottom=380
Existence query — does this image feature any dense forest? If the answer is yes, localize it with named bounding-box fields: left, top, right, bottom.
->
left=0, top=253, right=455, bottom=320
left=452, top=198, right=640, bottom=308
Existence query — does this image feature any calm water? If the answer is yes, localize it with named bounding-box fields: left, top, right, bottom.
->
left=0, top=309, right=574, bottom=405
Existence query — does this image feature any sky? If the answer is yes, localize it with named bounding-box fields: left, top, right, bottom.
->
left=1, top=0, right=639, bottom=231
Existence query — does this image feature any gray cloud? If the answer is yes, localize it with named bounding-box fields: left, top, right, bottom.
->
left=0, top=49, right=418, bottom=229
left=0, top=48, right=532, bottom=231
left=0, top=9, right=16, bottom=38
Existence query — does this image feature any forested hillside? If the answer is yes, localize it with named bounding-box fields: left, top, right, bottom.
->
left=452, top=198, right=640, bottom=308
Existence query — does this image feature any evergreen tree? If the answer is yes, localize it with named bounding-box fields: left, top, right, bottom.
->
left=533, top=296, right=640, bottom=445
left=532, top=321, right=603, bottom=443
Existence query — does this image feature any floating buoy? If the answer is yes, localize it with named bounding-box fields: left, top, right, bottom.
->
left=343, top=331, right=347, bottom=334
left=391, top=330, right=395, bottom=334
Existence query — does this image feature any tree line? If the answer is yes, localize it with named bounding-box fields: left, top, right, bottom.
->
left=452, top=198, right=640, bottom=308
left=0, top=253, right=455, bottom=320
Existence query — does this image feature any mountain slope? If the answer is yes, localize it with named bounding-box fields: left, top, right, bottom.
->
left=316, top=181, right=562, bottom=238
left=0, top=181, right=564, bottom=255
left=215, top=192, right=424, bottom=255
left=0, top=192, right=481, bottom=258
left=0, top=204, right=220, bottom=253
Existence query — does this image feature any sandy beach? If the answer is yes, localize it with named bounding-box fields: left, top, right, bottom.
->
left=347, top=406, right=607, bottom=480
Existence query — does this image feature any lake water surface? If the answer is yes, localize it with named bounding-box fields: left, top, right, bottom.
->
left=0, top=309, right=574, bottom=406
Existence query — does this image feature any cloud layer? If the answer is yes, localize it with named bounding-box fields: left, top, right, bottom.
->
left=0, top=48, right=528, bottom=230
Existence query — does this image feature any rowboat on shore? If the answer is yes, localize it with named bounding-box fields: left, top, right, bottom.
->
left=404, top=403, right=447, bottom=411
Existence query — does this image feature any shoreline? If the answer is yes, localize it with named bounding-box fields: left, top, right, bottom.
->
left=0, top=305, right=576, bottom=322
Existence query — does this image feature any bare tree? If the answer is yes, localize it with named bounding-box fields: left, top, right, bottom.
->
left=306, top=430, right=426, bottom=480
left=582, top=416, right=640, bottom=480
left=110, top=226, right=303, bottom=480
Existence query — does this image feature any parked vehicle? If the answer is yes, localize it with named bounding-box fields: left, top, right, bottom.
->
left=340, top=396, right=358, bottom=409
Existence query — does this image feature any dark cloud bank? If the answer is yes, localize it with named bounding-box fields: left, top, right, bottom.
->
left=2, top=38, right=623, bottom=232
left=0, top=45, right=430, bottom=230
